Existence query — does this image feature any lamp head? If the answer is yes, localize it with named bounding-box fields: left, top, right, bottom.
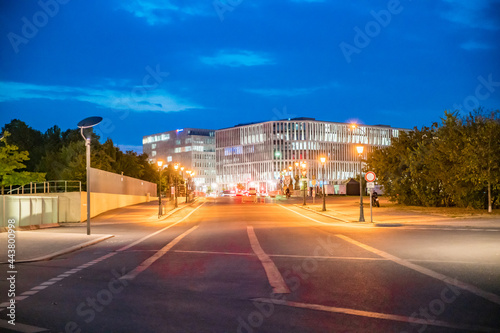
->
left=174, top=163, right=179, bottom=170
left=356, top=146, right=364, bottom=154
left=320, top=156, right=326, bottom=164
left=295, top=162, right=299, bottom=167
left=181, top=166, right=185, bottom=171
left=157, top=160, right=163, bottom=167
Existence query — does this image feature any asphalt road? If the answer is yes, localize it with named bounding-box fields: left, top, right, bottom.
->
left=1, top=197, right=500, bottom=332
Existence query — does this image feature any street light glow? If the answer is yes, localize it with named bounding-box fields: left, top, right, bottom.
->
left=356, top=146, right=364, bottom=154
left=320, top=156, right=326, bottom=164
left=157, top=160, right=163, bottom=167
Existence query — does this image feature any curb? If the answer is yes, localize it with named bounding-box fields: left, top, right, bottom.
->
left=156, top=197, right=199, bottom=221
left=293, top=204, right=352, bottom=223
left=0, top=234, right=115, bottom=264
left=293, top=204, right=500, bottom=229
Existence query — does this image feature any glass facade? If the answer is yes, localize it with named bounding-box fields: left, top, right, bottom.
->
left=143, top=128, right=216, bottom=191
left=216, top=118, right=404, bottom=190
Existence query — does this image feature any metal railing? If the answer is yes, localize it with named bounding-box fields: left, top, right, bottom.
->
left=5, top=180, right=82, bottom=195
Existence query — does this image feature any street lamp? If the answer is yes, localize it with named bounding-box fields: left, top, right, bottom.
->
left=356, top=145, right=365, bottom=222
left=157, top=160, right=164, bottom=218
left=300, top=162, right=307, bottom=206
left=295, top=161, right=299, bottom=190
left=77, top=116, right=103, bottom=235
left=186, top=170, right=191, bottom=201
left=320, top=156, right=327, bottom=211
left=174, top=163, right=180, bottom=208
left=181, top=166, right=186, bottom=203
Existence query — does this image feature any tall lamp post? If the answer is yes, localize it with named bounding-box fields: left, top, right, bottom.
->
left=77, top=116, right=102, bottom=236
left=180, top=166, right=186, bottom=203
left=157, top=160, right=164, bottom=218
left=186, top=170, right=191, bottom=202
left=320, top=156, right=327, bottom=211
left=174, top=163, right=180, bottom=208
left=295, top=161, right=299, bottom=190
left=301, top=162, right=307, bottom=206
left=356, top=146, right=365, bottom=222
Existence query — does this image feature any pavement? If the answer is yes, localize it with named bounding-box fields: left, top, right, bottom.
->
left=1, top=195, right=498, bottom=265
left=0, top=198, right=195, bottom=264
left=286, top=195, right=500, bottom=229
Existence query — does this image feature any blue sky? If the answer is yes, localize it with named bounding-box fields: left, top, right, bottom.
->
left=1, top=0, right=499, bottom=152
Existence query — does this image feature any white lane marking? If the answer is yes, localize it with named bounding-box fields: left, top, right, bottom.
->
left=40, top=282, right=55, bottom=286
left=336, top=234, right=500, bottom=306
left=247, top=226, right=290, bottom=294
left=252, top=298, right=498, bottom=333
left=21, top=291, right=39, bottom=296
left=0, top=205, right=204, bottom=311
left=278, top=204, right=369, bottom=227
left=172, top=249, right=387, bottom=262
left=0, top=319, right=49, bottom=332
left=120, top=225, right=198, bottom=281
left=31, top=286, right=48, bottom=291
left=174, top=249, right=254, bottom=256
left=117, top=202, right=205, bottom=252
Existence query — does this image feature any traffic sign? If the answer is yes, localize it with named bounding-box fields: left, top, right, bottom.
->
left=365, top=171, right=376, bottom=182
left=367, top=182, right=375, bottom=189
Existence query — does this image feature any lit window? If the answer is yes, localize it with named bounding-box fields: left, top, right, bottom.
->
left=167, top=156, right=172, bottom=162
left=152, top=151, right=156, bottom=156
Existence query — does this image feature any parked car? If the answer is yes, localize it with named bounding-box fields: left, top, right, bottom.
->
left=248, top=187, right=257, bottom=196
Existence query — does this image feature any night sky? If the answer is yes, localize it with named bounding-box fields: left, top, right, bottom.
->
left=1, top=0, right=499, bottom=152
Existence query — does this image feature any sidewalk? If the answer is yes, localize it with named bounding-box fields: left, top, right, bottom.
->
left=0, top=198, right=196, bottom=264
left=286, top=196, right=500, bottom=229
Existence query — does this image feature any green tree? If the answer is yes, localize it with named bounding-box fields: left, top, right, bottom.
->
left=2, top=119, right=45, bottom=172
left=366, top=109, right=500, bottom=209
left=0, top=132, right=46, bottom=194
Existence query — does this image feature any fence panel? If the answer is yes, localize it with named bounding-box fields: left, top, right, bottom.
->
left=1, top=196, right=58, bottom=228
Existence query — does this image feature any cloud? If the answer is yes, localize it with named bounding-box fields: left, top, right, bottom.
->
left=0, top=81, right=200, bottom=113
left=460, top=40, right=495, bottom=50
left=119, top=0, right=209, bottom=25
left=244, top=82, right=338, bottom=97
left=440, top=0, right=500, bottom=30
left=200, top=50, right=274, bottom=67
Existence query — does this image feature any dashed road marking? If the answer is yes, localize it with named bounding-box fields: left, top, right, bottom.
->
left=0, top=204, right=205, bottom=311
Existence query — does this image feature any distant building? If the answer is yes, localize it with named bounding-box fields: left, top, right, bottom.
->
left=142, top=128, right=216, bottom=191
left=215, top=118, right=405, bottom=192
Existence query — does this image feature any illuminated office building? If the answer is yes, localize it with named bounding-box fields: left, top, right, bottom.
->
left=215, top=118, right=404, bottom=191
left=142, top=128, right=216, bottom=191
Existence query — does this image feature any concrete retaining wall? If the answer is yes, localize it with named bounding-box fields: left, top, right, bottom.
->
left=81, top=192, right=152, bottom=222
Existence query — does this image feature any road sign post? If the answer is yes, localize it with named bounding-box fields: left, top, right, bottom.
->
left=365, top=172, right=376, bottom=223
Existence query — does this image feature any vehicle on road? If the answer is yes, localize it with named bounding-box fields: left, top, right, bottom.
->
left=221, top=190, right=235, bottom=197
left=248, top=187, right=257, bottom=196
